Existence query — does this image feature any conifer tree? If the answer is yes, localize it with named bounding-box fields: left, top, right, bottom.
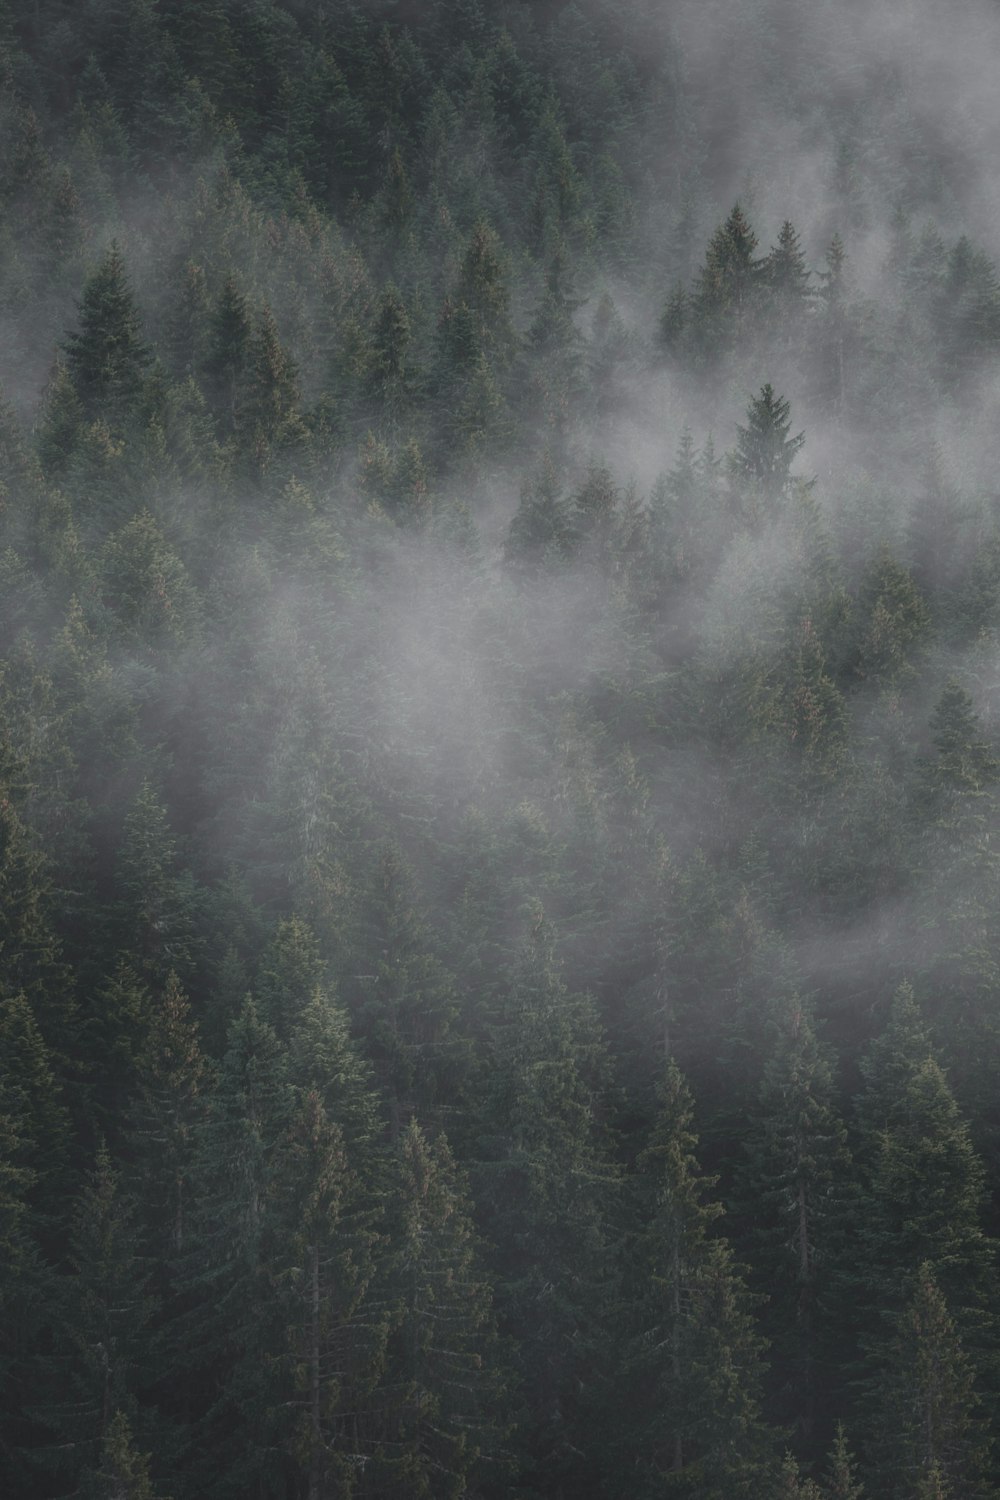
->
left=767, top=221, right=812, bottom=306
left=277, top=1088, right=383, bottom=1500
left=694, top=202, right=764, bottom=347
left=853, top=547, right=930, bottom=689
left=65, top=243, right=151, bottom=426
left=79, top=1408, right=164, bottom=1500
left=37, top=1143, right=158, bottom=1493
left=0, top=991, right=70, bottom=1210
left=203, top=273, right=253, bottom=441
left=179, top=998, right=294, bottom=1498
left=288, top=982, right=381, bottom=1167
left=242, top=304, right=303, bottom=474
left=504, top=452, right=575, bottom=576
left=346, top=845, right=461, bottom=1136
left=365, top=1120, right=508, bottom=1499
left=731, top=384, right=806, bottom=510
left=474, top=907, right=619, bottom=1498
left=127, top=971, right=207, bottom=1258
left=867, top=1265, right=992, bottom=1500
left=115, top=778, right=195, bottom=980
left=821, top=1423, right=865, bottom=1500
left=616, top=1058, right=774, bottom=1499
left=740, top=992, right=851, bottom=1452
left=849, top=985, right=995, bottom=1456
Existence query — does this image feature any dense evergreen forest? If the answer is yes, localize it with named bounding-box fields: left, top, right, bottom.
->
left=7, top=0, right=1000, bottom=1495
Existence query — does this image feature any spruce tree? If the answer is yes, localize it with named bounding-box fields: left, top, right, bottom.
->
left=36, top=1143, right=158, bottom=1494
left=616, top=1058, right=774, bottom=1499
left=474, top=908, right=619, bottom=1499
left=740, top=993, right=851, bottom=1453
left=867, top=1266, right=992, bottom=1500
left=277, top=1088, right=383, bottom=1500
left=364, top=1120, right=508, bottom=1499
left=731, top=384, right=806, bottom=510
left=64, top=243, right=151, bottom=427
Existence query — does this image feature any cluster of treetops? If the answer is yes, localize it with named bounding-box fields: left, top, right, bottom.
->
left=4, top=0, right=1000, bottom=1496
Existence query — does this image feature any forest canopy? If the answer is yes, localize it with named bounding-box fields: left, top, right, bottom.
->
left=3, top=1, right=1000, bottom=1497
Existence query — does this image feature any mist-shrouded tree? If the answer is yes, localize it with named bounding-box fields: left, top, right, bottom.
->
left=202, top=272, right=254, bottom=442
left=177, top=997, right=294, bottom=1499
left=613, top=1057, right=774, bottom=1499
left=35, top=1142, right=158, bottom=1495
left=853, top=545, right=930, bottom=689
left=505, top=451, right=576, bottom=576
left=473, top=906, right=620, bottom=1499
left=126, top=970, right=207, bottom=1261
left=847, top=983, right=997, bottom=1467
left=730, top=383, right=806, bottom=514
left=739, top=991, right=852, bottom=1456
left=277, top=1087, right=384, bottom=1500
left=345, top=844, right=462, bottom=1138
left=362, top=1119, right=509, bottom=1500
left=693, top=202, right=765, bottom=351
left=64, top=243, right=151, bottom=427
left=766, top=220, right=811, bottom=308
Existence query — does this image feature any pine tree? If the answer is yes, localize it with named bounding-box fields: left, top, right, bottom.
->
left=115, top=778, right=196, bottom=979
left=346, top=845, right=461, bottom=1137
left=256, top=916, right=325, bottom=1043
left=821, top=1423, right=865, bottom=1499
left=922, top=682, right=999, bottom=801
left=504, top=452, right=575, bottom=577
left=850, top=985, right=995, bottom=1456
left=767, top=221, right=812, bottom=306
left=277, top=1088, right=383, bottom=1500
left=868, top=1266, right=992, bottom=1500
left=288, top=982, right=381, bottom=1168
left=693, top=202, right=764, bottom=348
left=364, top=1120, right=508, bottom=1499
left=474, top=908, right=619, bottom=1498
left=37, top=1143, right=158, bottom=1492
left=242, top=304, right=303, bottom=475
left=102, top=510, right=199, bottom=650
left=202, top=273, right=253, bottom=441
left=0, top=991, right=70, bottom=1210
left=79, top=1408, right=164, bottom=1500
left=179, top=998, right=294, bottom=1499
left=853, top=546, right=930, bottom=689
left=127, top=971, right=208, bottom=1258
left=64, top=243, right=151, bottom=427
left=365, top=282, right=414, bottom=426
left=616, top=1059, right=774, bottom=1499
left=731, top=384, right=806, bottom=511
left=740, top=993, right=851, bottom=1452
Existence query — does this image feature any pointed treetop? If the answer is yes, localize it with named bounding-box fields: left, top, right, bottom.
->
left=732, top=383, right=806, bottom=501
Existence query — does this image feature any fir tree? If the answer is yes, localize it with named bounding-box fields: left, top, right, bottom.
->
left=868, top=1265, right=992, bottom=1500
left=365, top=1120, right=508, bottom=1499
left=617, top=1058, right=774, bottom=1499
left=731, top=384, right=806, bottom=511
left=64, top=243, right=151, bottom=427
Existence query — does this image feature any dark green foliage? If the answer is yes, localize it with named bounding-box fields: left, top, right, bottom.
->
left=65, top=244, right=151, bottom=427
left=474, top=909, right=619, bottom=1496
left=80, top=1408, right=164, bottom=1500
left=740, top=993, right=852, bottom=1452
left=8, top=7, right=1000, bottom=1497
left=868, top=1266, right=992, bottom=1500
left=617, top=1060, right=773, bottom=1498
left=366, top=1119, right=508, bottom=1499
left=731, top=383, right=806, bottom=511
